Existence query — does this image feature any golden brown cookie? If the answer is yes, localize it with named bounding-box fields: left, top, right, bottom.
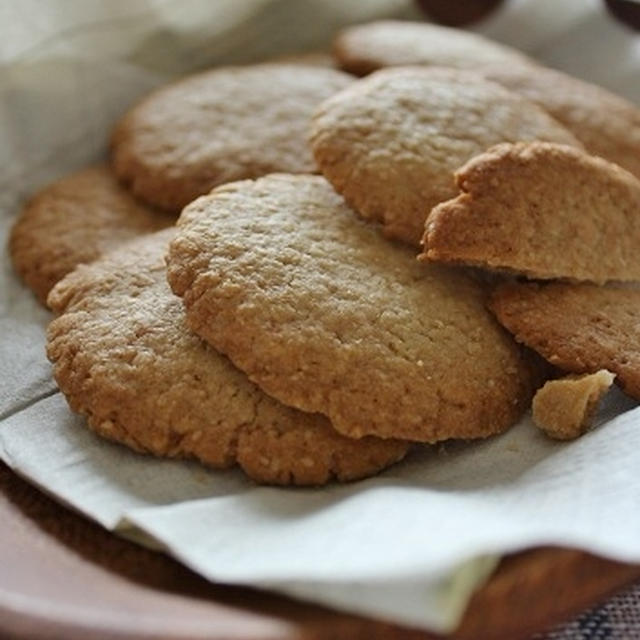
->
left=490, top=282, right=640, bottom=400
left=310, top=67, right=580, bottom=247
left=335, top=20, right=640, bottom=179
left=333, top=20, right=534, bottom=76
left=423, top=142, right=640, bottom=283
left=9, top=165, right=173, bottom=306
left=532, top=371, right=616, bottom=441
left=46, top=229, right=409, bottom=486
left=167, top=174, right=538, bottom=443
left=478, top=65, right=640, bottom=180
left=111, top=63, right=353, bottom=212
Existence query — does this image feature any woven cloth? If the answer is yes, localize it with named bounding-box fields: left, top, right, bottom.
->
left=536, top=581, right=640, bottom=639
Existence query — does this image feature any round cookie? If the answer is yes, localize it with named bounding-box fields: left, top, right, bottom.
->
left=111, top=63, right=353, bottom=212
left=310, top=67, right=581, bottom=247
left=9, top=165, right=174, bottom=306
left=333, top=20, right=535, bottom=76
left=167, top=174, right=538, bottom=443
left=478, top=64, right=640, bottom=180
left=423, top=142, right=640, bottom=284
left=490, top=282, right=640, bottom=400
left=46, top=229, right=409, bottom=486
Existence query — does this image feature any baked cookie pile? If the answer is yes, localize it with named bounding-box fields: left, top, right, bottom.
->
left=10, top=21, right=640, bottom=484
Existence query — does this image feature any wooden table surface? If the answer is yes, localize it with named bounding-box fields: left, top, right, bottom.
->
left=2, top=460, right=639, bottom=640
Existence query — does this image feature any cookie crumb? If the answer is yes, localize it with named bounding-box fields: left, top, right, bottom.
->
left=532, top=370, right=615, bottom=440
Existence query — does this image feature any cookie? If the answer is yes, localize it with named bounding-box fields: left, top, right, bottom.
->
left=532, top=371, right=615, bottom=441
left=269, top=51, right=337, bottom=67
left=9, top=165, right=174, bottom=305
left=490, top=282, right=640, bottom=400
left=333, top=20, right=534, bottom=76
left=46, top=229, right=409, bottom=486
left=423, top=142, right=640, bottom=283
left=310, top=67, right=581, bottom=247
left=477, top=65, right=640, bottom=180
left=111, top=63, right=353, bottom=212
left=167, top=174, right=538, bottom=443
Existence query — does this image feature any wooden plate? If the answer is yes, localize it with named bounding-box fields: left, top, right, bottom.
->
left=1, top=461, right=639, bottom=640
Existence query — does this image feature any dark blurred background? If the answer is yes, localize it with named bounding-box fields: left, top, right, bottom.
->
left=416, top=0, right=640, bottom=29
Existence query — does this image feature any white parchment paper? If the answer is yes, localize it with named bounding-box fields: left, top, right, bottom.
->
left=2, top=0, right=640, bottom=633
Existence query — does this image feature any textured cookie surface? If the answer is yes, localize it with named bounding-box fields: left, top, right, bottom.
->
left=167, top=174, right=537, bottom=443
left=333, top=20, right=534, bottom=75
left=112, top=63, right=353, bottom=212
left=9, top=166, right=173, bottom=305
left=491, top=282, right=640, bottom=400
left=46, top=229, right=408, bottom=485
left=424, top=143, right=640, bottom=283
left=310, top=67, right=580, bottom=247
left=478, top=65, right=640, bottom=180
left=532, top=371, right=615, bottom=441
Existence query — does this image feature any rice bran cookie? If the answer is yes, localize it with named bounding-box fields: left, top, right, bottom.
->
left=490, top=282, right=640, bottom=400
left=9, top=165, right=173, bottom=305
left=269, top=51, right=337, bottom=68
left=333, top=20, right=534, bottom=76
left=310, top=67, right=581, bottom=247
left=46, top=229, right=409, bottom=486
left=334, top=20, right=640, bottom=179
left=111, top=63, right=353, bottom=212
left=167, top=174, right=538, bottom=443
left=532, top=371, right=616, bottom=441
left=478, top=64, right=640, bottom=180
left=423, top=142, right=640, bottom=283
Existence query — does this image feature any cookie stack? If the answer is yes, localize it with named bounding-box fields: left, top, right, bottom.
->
left=10, top=22, right=640, bottom=484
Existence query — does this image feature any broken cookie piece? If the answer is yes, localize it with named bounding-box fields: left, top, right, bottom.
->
left=423, top=142, right=640, bottom=284
left=532, top=370, right=616, bottom=440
